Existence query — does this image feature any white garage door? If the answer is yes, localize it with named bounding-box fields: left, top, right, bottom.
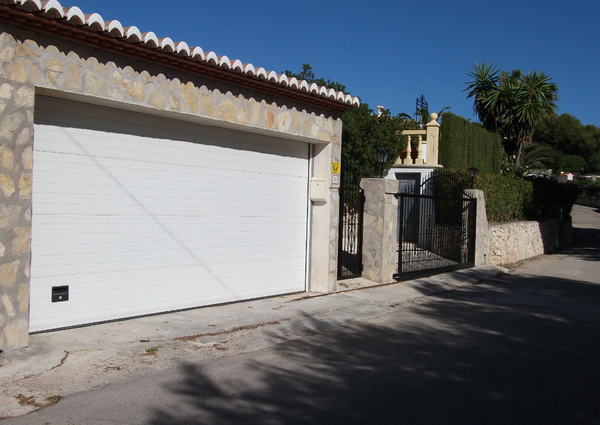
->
left=30, top=96, right=309, bottom=332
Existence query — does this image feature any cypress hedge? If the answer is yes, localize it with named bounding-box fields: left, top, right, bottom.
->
left=439, top=113, right=502, bottom=173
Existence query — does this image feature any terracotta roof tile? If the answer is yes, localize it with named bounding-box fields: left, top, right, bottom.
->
left=6, top=0, right=359, bottom=106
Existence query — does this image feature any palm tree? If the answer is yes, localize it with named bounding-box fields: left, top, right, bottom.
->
left=464, top=61, right=559, bottom=168
left=520, top=143, right=554, bottom=178
left=511, top=71, right=559, bottom=166
left=396, top=112, right=413, bottom=121
left=464, top=62, right=503, bottom=132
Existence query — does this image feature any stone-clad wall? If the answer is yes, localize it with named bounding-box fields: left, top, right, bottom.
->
left=0, top=22, right=343, bottom=352
left=0, top=25, right=341, bottom=141
left=0, top=37, right=33, bottom=350
left=490, top=220, right=562, bottom=266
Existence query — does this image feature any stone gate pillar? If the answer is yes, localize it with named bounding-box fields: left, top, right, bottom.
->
left=361, top=178, right=399, bottom=283
left=465, top=189, right=491, bottom=266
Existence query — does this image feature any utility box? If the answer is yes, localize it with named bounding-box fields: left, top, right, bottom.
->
left=310, top=178, right=328, bottom=203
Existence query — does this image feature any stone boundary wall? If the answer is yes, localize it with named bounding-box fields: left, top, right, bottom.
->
left=576, top=193, right=600, bottom=208
left=490, top=220, right=562, bottom=266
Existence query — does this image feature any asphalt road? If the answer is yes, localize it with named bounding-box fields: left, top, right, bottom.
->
left=4, top=205, right=600, bottom=425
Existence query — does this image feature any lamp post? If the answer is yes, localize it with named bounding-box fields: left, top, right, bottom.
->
left=376, top=149, right=389, bottom=178
left=468, top=166, right=479, bottom=187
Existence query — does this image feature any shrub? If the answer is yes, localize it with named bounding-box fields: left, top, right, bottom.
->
left=442, top=169, right=578, bottom=222
left=475, top=173, right=535, bottom=222
left=442, top=169, right=534, bottom=222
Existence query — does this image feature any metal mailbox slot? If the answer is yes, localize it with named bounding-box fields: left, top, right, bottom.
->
left=52, top=286, right=69, bottom=303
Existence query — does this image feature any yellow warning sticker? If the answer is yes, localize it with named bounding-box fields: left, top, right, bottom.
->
left=332, top=162, right=341, bottom=174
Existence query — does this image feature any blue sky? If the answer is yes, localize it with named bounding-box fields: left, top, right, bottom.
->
left=65, top=0, right=599, bottom=126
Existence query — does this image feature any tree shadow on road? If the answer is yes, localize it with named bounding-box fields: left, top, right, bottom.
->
left=148, top=273, right=600, bottom=425
left=562, top=204, right=600, bottom=261
left=562, top=227, right=600, bottom=261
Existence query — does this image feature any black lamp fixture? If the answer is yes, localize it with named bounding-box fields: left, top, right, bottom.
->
left=468, top=166, right=479, bottom=187
left=376, top=149, right=389, bottom=178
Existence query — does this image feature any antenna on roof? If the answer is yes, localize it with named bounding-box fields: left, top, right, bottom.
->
left=415, top=95, right=429, bottom=128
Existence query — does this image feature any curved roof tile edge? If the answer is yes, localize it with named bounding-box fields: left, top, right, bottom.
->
left=42, top=1, right=65, bottom=18
left=7, top=0, right=359, bottom=107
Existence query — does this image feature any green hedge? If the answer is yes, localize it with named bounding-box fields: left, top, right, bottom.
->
left=439, top=113, right=502, bottom=173
left=475, top=173, right=535, bottom=222
left=443, top=169, right=577, bottom=222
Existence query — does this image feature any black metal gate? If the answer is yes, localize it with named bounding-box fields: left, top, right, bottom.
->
left=337, top=164, right=364, bottom=279
left=394, top=169, right=476, bottom=281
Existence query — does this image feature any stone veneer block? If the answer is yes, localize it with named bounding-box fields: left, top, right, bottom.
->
left=0, top=259, right=19, bottom=287
left=0, top=173, right=15, bottom=197
left=0, top=145, right=14, bottom=169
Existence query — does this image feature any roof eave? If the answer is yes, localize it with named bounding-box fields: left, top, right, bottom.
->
left=0, top=4, right=356, bottom=113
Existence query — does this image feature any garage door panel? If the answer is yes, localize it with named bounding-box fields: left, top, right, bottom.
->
left=31, top=164, right=309, bottom=200
left=32, top=158, right=309, bottom=186
left=32, top=252, right=307, bottom=278
left=32, top=157, right=308, bottom=194
left=33, top=149, right=309, bottom=182
left=32, top=244, right=308, bottom=270
left=30, top=96, right=310, bottom=332
left=33, top=204, right=306, bottom=218
left=35, top=100, right=308, bottom=158
left=32, top=214, right=307, bottom=227
left=30, top=220, right=302, bottom=237
left=32, top=237, right=309, bottom=254
left=33, top=239, right=308, bottom=262
left=32, top=176, right=308, bottom=199
left=32, top=265, right=307, bottom=302
left=32, top=193, right=308, bottom=212
left=34, top=142, right=305, bottom=178
left=31, top=270, right=306, bottom=330
left=31, top=231, right=308, bottom=247
left=32, top=230, right=308, bottom=249
left=35, top=127, right=308, bottom=176
left=31, top=258, right=304, bottom=293
left=32, top=176, right=307, bottom=202
left=40, top=271, right=307, bottom=310
left=34, top=115, right=309, bottom=160
left=31, top=261, right=305, bottom=308
left=33, top=153, right=309, bottom=190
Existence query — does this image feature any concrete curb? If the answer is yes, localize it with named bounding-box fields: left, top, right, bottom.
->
left=0, top=340, right=66, bottom=382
